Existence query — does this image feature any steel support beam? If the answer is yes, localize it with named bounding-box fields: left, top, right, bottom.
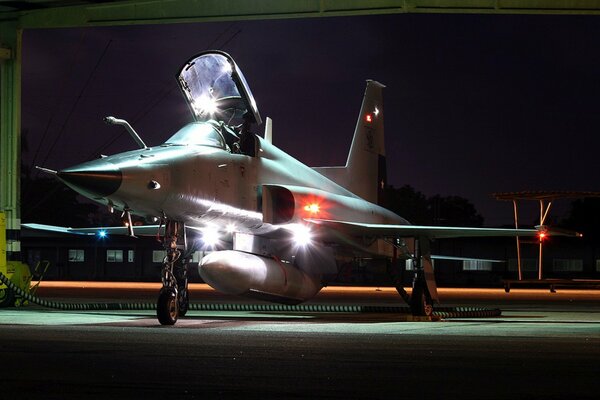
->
left=0, top=23, right=21, bottom=261
left=3, top=0, right=600, bottom=29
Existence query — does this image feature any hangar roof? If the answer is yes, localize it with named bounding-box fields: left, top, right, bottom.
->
left=2, top=0, right=600, bottom=27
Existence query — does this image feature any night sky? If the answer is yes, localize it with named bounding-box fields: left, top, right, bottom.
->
left=21, top=13, right=600, bottom=226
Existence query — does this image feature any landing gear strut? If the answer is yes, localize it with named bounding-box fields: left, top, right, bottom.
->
left=176, top=259, right=190, bottom=317
left=410, top=269, right=433, bottom=316
left=157, top=220, right=190, bottom=325
left=389, top=256, right=411, bottom=305
left=406, top=237, right=437, bottom=317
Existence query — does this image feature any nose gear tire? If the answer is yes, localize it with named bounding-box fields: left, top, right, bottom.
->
left=157, top=288, right=178, bottom=325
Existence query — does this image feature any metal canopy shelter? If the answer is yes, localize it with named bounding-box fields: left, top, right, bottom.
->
left=494, top=191, right=600, bottom=281
left=2, top=1, right=600, bottom=261
left=2, top=0, right=600, bottom=29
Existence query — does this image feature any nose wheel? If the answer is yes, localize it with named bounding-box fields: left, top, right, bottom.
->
left=157, top=287, right=178, bottom=325
left=157, top=219, right=190, bottom=325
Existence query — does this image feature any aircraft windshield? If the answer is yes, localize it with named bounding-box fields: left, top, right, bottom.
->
left=165, top=122, right=226, bottom=148
left=177, top=51, right=262, bottom=127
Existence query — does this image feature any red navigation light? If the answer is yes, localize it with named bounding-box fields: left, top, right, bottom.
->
left=304, top=203, right=320, bottom=214
left=365, top=113, right=373, bottom=123
left=538, top=232, right=547, bottom=241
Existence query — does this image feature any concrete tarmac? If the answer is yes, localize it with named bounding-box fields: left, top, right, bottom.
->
left=0, top=284, right=599, bottom=399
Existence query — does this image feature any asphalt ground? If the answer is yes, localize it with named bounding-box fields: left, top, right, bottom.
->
left=0, top=284, right=599, bottom=399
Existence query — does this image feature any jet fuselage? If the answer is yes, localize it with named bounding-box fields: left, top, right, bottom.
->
left=60, top=120, right=408, bottom=244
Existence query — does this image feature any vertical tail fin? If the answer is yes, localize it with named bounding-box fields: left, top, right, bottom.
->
left=313, top=80, right=386, bottom=203
left=346, top=80, right=386, bottom=203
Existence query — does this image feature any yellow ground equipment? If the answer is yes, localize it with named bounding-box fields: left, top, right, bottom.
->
left=0, top=211, right=43, bottom=307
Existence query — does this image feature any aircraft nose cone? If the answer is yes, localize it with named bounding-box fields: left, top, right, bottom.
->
left=57, top=160, right=122, bottom=197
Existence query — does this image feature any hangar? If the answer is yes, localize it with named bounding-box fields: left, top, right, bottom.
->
left=2, top=0, right=600, bottom=275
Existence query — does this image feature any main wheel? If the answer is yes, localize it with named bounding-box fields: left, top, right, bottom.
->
left=410, top=284, right=433, bottom=317
left=157, top=288, right=178, bottom=325
left=0, top=288, right=16, bottom=308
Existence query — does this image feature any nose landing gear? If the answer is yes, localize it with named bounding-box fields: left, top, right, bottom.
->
left=157, top=220, right=190, bottom=325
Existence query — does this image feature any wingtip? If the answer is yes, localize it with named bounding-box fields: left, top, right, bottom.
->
left=35, top=166, right=57, bottom=175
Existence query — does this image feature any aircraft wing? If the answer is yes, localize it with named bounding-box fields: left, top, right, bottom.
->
left=22, top=223, right=162, bottom=236
left=305, top=219, right=579, bottom=239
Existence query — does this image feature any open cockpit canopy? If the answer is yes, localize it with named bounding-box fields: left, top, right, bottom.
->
left=177, top=51, right=262, bottom=127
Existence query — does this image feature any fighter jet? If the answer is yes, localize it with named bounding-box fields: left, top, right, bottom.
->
left=25, top=51, right=568, bottom=325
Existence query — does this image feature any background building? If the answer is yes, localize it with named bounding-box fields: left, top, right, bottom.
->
left=22, top=227, right=599, bottom=286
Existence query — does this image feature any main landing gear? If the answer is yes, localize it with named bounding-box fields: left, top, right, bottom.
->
left=393, top=266, right=434, bottom=317
left=157, top=220, right=190, bottom=325
left=393, top=237, right=436, bottom=317
left=410, top=238, right=437, bottom=316
left=410, top=269, right=434, bottom=316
